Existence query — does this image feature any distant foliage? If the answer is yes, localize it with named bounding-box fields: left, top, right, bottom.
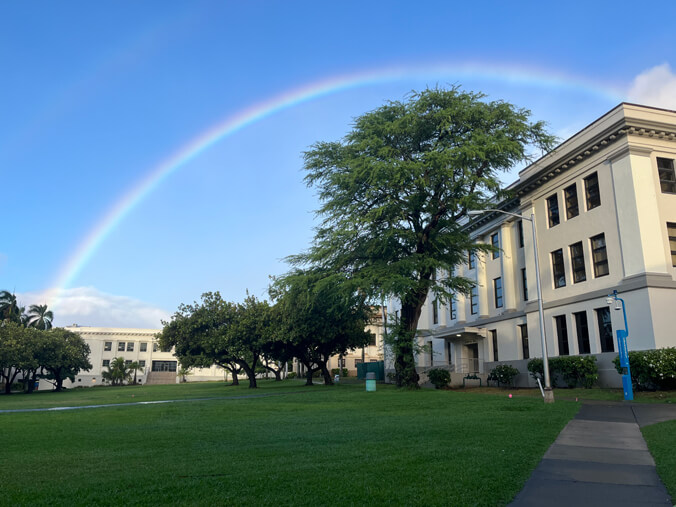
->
left=488, top=365, right=520, bottom=387
left=286, top=372, right=297, bottom=380
left=427, top=368, right=451, bottom=389
left=331, top=368, right=348, bottom=377
left=613, top=348, right=676, bottom=391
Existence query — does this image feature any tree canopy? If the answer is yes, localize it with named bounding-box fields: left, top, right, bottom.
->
left=292, top=87, right=555, bottom=387
left=270, top=270, right=374, bottom=386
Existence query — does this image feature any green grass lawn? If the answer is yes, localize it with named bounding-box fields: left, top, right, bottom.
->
left=460, top=386, right=676, bottom=404
left=642, top=420, right=676, bottom=500
left=0, top=381, right=578, bottom=506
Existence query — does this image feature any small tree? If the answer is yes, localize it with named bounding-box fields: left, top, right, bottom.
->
left=488, top=364, right=520, bottom=387
left=102, top=357, right=134, bottom=386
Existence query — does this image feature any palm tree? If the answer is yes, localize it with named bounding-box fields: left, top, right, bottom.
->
left=0, top=290, right=23, bottom=324
left=26, top=304, right=54, bottom=330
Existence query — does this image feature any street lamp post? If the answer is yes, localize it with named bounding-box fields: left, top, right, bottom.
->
left=467, top=209, right=554, bottom=403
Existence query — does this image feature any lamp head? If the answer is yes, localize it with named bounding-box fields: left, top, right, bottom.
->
left=467, top=210, right=484, bottom=216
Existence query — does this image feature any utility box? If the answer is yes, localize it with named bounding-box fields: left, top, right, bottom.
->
left=366, top=372, right=376, bottom=392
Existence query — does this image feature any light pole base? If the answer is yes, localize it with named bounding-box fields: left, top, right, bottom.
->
left=543, top=388, right=555, bottom=404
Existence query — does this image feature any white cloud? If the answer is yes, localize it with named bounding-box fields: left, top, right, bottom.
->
left=627, top=63, right=676, bottom=110
left=18, top=287, right=171, bottom=329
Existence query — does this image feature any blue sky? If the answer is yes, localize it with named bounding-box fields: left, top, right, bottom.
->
left=2, top=0, right=675, bottom=328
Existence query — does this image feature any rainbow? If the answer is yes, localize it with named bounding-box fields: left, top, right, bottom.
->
left=48, top=62, right=625, bottom=305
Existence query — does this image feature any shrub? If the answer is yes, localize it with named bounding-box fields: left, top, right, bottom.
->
left=549, top=356, right=598, bottom=389
left=528, top=356, right=598, bottom=388
left=427, top=368, right=451, bottom=389
left=286, top=372, right=297, bottom=379
left=331, top=368, right=349, bottom=377
left=488, top=364, right=520, bottom=387
left=527, top=358, right=543, bottom=383
left=613, top=348, right=676, bottom=391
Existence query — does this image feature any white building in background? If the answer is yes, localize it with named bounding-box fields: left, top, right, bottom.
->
left=389, top=103, right=676, bottom=388
left=57, top=326, right=227, bottom=389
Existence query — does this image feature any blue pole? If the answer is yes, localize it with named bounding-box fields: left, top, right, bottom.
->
left=611, top=290, right=633, bottom=401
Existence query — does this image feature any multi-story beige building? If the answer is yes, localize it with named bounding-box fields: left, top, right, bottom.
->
left=389, top=103, right=676, bottom=387
left=56, top=326, right=227, bottom=389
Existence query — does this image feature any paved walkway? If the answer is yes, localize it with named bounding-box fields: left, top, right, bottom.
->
left=510, top=402, right=676, bottom=506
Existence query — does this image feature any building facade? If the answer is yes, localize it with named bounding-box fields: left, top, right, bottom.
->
left=389, top=103, right=676, bottom=387
left=54, top=326, right=227, bottom=389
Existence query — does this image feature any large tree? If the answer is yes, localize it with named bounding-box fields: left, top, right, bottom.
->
left=293, top=88, right=555, bottom=388
left=270, top=270, right=374, bottom=386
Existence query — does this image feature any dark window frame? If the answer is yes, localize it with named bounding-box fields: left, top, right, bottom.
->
left=117, top=342, right=125, bottom=352
left=667, top=222, right=676, bottom=267
left=468, top=251, right=476, bottom=270
left=517, top=220, right=524, bottom=248
left=493, top=277, right=503, bottom=308
left=519, top=324, right=529, bottom=359
left=591, top=233, right=609, bottom=277
left=432, top=298, right=439, bottom=325
left=584, top=172, right=601, bottom=210
left=491, top=232, right=500, bottom=259
left=564, top=183, right=579, bottom=219
left=470, top=286, right=478, bottom=315
left=574, top=311, right=591, bottom=354
left=521, top=268, right=528, bottom=301
left=555, top=315, right=570, bottom=356
left=569, top=241, right=586, bottom=283
left=449, top=297, right=457, bottom=320
left=104, top=341, right=112, bottom=351
left=596, top=307, right=614, bottom=352
left=551, top=249, right=566, bottom=288
left=547, top=194, right=560, bottom=227
left=657, top=157, right=676, bottom=194
left=491, top=330, right=498, bottom=362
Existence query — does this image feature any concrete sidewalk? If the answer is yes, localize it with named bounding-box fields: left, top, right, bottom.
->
left=510, top=402, right=676, bottom=507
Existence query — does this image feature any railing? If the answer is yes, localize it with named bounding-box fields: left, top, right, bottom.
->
left=459, top=358, right=483, bottom=374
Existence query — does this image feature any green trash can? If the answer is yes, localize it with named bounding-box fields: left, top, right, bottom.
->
left=366, top=372, right=376, bottom=392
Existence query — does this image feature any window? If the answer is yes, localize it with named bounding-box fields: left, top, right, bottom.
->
left=491, top=330, right=498, bottom=361
left=584, top=172, right=601, bottom=210
left=138, top=360, right=146, bottom=368
left=569, top=242, right=586, bottom=283
left=551, top=249, right=566, bottom=288
left=493, top=277, right=503, bottom=308
left=491, top=232, right=500, bottom=259
left=574, top=311, right=590, bottom=354
left=126, top=342, right=134, bottom=352
left=657, top=157, right=676, bottom=193
left=432, top=299, right=439, bottom=325
left=468, top=251, right=476, bottom=270
left=449, top=297, right=456, bottom=320
left=446, top=341, right=452, bottom=366
left=517, top=220, right=524, bottom=248
left=102, top=359, right=110, bottom=367
left=140, top=342, right=148, bottom=352
left=591, top=233, right=609, bottom=277
left=547, top=194, right=560, bottom=227
left=118, top=342, right=125, bottom=352
left=667, top=223, right=676, bottom=267
left=555, top=315, right=569, bottom=356
left=153, top=343, right=159, bottom=352
left=519, top=324, right=529, bottom=359
left=124, top=360, right=132, bottom=366
left=104, top=341, right=112, bottom=351
left=596, top=307, right=614, bottom=352
left=368, top=332, right=377, bottom=346
left=521, top=268, right=528, bottom=301
left=470, top=286, right=478, bottom=315
left=564, top=184, right=579, bottom=219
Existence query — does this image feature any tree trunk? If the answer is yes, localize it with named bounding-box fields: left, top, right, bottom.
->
left=238, top=359, right=258, bottom=389
left=320, top=361, right=333, bottom=385
left=394, top=292, right=427, bottom=388
left=304, top=364, right=314, bottom=386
